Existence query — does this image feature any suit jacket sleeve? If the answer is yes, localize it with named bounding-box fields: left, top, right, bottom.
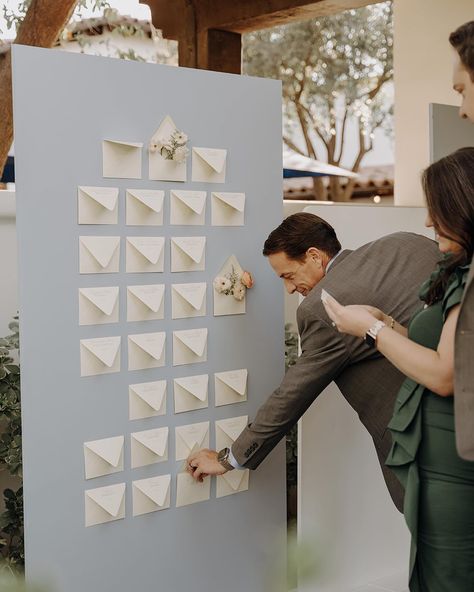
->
left=231, top=304, right=351, bottom=469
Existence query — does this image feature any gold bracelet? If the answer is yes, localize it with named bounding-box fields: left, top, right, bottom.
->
left=388, top=316, right=395, bottom=329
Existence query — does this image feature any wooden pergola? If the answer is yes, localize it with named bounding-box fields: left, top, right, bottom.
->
left=142, top=0, right=378, bottom=74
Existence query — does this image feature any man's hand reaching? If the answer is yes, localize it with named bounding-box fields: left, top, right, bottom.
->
left=186, top=448, right=228, bottom=482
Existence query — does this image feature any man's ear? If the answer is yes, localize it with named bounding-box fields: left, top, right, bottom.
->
left=306, top=246, right=322, bottom=262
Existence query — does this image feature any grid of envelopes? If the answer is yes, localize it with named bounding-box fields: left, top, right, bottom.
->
left=78, top=118, right=250, bottom=527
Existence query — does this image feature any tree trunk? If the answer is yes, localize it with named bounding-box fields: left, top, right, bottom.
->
left=312, top=177, right=328, bottom=200
left=0, top=0, right=78, bottom=176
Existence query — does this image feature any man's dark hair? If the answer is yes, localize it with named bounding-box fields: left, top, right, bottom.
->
left=450, top=21, right=474, bottom=80
left=263, top=212, right=341, bottom=261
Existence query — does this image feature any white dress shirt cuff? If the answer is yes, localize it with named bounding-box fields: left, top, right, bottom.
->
left=229, top=447, right=245, bottom=470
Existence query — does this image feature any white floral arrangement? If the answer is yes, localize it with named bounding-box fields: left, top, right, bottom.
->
left=149, top=129, right=189, bottom=163
left=213, top=268, right=254, bottom=301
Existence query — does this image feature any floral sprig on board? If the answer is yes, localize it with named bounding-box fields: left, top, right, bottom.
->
left=213, top=267, right=254, bottom=301
left=149, top=129, right=189, bottom=163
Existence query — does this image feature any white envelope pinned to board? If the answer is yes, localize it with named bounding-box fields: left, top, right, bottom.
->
left=216, top=469, right=250, bottom=498
left=132, top=475, right=171, bottom=516
left=213, top=255, right=246, bottom=316
left=174, top=374, right=209, bottom=414
left=85, top=483, right=126, bottom=527
left=170, top=236, right=206, bottom=272
left=176, top=471, right=211, bottom=508
left=126, top=236, right=165, bottom=273
left=126, top=189, right=164, bottom=226
left=79, top=236, right=120, bottom=274
left=211, top=192, right=245, bottom=226
left=215, top=415, right=248, bottom=450
left=128, top=332, right=166, bottom=371
left=127, top=284, right=165, bottom=322
left=192, top=147, right=227, bottom=183
left=173, top=328, right=207, bottom=366
left=103, top=139, right=143, bottom=179
left=171, top=282, right=206, bottom=319
left=78, top=186, right=119, bottom=225
left=79, top=286, right=119, bottom=326
left=175, top=421, right=210, bottom=461
left=80, top=336, right=121, bottom=377
left=83, top=435, right=124, bottom=480
left=131, top=427, right=169, bottom=468
left=170, top=190, right=206, bottom=226
left=148, top=115, right=187, bottom=182
left=214, top=369, right=248, bottom=407
left=129, top=380, right=167, bottom=420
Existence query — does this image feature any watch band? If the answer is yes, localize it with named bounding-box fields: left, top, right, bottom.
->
left=365, top=320, right=386, bottom=348
left=217, top=447, right=235, bottom=471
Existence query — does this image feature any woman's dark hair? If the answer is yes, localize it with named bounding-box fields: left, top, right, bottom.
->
left=263, top=212, right=341, bottom=261
left=422, top=147, right=474, bottom=305
left=449, top=21, right=474, bottom=80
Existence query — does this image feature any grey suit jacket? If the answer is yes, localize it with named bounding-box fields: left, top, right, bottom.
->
left=232, top=232, right=440, bottom=512
left=454, top=253, right=474, bottom=460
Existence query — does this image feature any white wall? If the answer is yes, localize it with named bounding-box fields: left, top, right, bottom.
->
left=394, top=0, right=473, bottom=206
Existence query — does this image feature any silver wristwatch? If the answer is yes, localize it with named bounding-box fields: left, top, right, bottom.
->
left=365, top=320, right=386, bottom=348
left=217, top=447, right=234, bottom=471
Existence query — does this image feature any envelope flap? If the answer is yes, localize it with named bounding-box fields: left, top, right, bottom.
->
left=81, top=336, right=121, bottom=367
left=87, top=483, right=125, bottom=517
left=217, top=416, right=248, bottom=442
left=174, top=328, right=208, bottom=356
left=194, top=147, right=227, bottom=173
left=218, top=254, right=243, bottom=279
left=134, top=475, right=171, bottom=506
left=130, top=381, right=166, bottom=410
left=85, top=435, right=124, bottom=467
left=132, top=427, right=168, bottom=456
left=222, top=470, right=247, bottom=491
left=215, top=369, right=248, bottom=395
left=80, top=186, right=119, bottom=211
left=172, top=191, right=206, bottom=214
left=129, top=332, right=165, bottom=360
left=80, top=236, right=120, bottom=268
left=172, top=283, right=206, bottom=310
left=80, top=287, right=119, bottom=315
left=177, top=422, right=209, bottom=450
left=151, top=115, right=177, bottom=142
left=172, top=237, right=206, bottom=263
left=175, top=374, right=208, bottom=401
left=213, top=192, right=245, bottom=212
left=127, top=189, right=164, bottom=213
left=105, top=139, right=143, bottom=148
left=128, top=284, right=165, bottom=312
left=127, top=237, right=164, bottom=264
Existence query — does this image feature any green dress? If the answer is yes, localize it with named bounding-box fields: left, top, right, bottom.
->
left=386, top=263, right=474, bottom=592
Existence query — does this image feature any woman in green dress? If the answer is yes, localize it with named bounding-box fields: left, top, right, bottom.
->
left=322, top=147, right=474, bottom=591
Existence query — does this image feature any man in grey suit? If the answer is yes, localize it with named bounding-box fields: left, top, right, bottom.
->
left=188, top=213, right=439, bottom=511
left=450, top=21, right=474, bottom=460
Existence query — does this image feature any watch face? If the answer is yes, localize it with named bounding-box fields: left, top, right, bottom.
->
left=218, top=447, right=229, bottom=462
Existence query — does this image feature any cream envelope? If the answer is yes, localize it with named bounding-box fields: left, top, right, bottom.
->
left=170, top=190, right=206, bottom=226
left=132, top=475, right=171, bottom=516
left=79, top=236, right=120, bottom=274
left=214, top=255, right=246, bottom=316
left=148, top=115, right=187, bottom=182
left=85, top=483, right=125, bottom=527
left=216, top=469, right=250, bottom=498
left=127, top=284, right=165, bottom=322
left=103, top=139, right=143, bottom=179
left=192, top=147, right=227, bottom=183
left=175, top=421, right=210, bottom=461
left=78, top=186, right=119, bottom=225
left=79, top=286, right=119, bottom=326
left=214, top=369, right=248, bottom=407
left=176, top=471, right=211, bottom=508
left=171, top=282, right=206, bottom=319
left=128, top=332, right=166, bottom=371
left=126, top=236, right=165, bottom=273
left=215, top=415, right=249, bottom=450
left=80, top=336, right=121, bottom=377
left=83, top=435, right=124, bottom=480
left=130, top=427, right=169, bottom=468
left=129, top=380, right=167, bottom=420
left=126, top=189, right=164, bottom=226
left=173, top=374, right=209, bottom=414
left=170, top=236, right=206, bottom=272
left=172, top=328, right=208, bottom=366
left=211, top=192, right=245, bottom=226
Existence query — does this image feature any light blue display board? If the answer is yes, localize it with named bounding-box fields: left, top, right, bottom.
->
left=12, top=45, right=286, bottom=592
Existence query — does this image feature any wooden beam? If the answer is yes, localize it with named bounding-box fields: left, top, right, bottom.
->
left=199, top=29, right=241, bottom=73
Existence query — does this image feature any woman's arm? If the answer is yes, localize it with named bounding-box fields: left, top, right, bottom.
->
left=358, top=305, right=408, bottom=337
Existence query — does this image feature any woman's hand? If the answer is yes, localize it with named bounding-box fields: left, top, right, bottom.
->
left=321, top=290, right=379, bottom=338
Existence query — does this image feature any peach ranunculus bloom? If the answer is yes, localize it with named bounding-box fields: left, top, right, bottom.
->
left=241, top=271, right=254, bottom=289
